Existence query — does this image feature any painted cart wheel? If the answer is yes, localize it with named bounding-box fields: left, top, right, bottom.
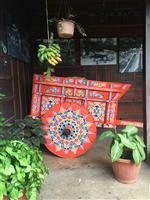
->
left=42, top=102, right=97, bottom=158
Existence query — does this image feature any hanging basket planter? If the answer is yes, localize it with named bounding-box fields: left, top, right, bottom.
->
left=57, top=19, right=75, bottom=38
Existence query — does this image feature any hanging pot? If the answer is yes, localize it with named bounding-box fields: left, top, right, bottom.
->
left=57, top=19, right=75, bottom=38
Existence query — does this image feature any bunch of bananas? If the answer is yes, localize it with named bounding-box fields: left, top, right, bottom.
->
left=37, top=43, right=62, bottom=66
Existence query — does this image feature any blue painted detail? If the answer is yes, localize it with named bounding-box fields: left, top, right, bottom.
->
left=85, top=81, right=89, bottom=100
left=62, top=80, right=65, bottom=97
left=108, top=84, right=113, bottom=102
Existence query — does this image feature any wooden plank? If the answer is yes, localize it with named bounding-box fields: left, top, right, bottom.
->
left=146, top=0, right=150, bottom=160
left=146, top=0, right=150, bottom=162
left=118, top=102, right=143, bottom=121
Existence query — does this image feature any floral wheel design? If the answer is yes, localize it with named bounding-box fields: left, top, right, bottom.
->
left=42, top=102, right=97, bottom=158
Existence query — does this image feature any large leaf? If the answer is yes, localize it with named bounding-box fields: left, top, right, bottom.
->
left=98, top=130, right=115, bottom=141
left=17, top=172, right=25, bottom=182
left=6, top=147, right=13, bottom=155
left=0, top=116, right=5, bottom=122
left=9, top=187, right=20, bottom=200
left=31, top=137, right=40, bottom=147
left=26, top=188, right=37, bottom=200
left=136, top=143, right=146, bottom=161
left=121, top=125, right=138, bottom=136
left=118, top=134, right=135, bottom=149
left=132, top=147, right=142, bottom=165
left=2, top=164, right=15, bottom=176
left=19, top=158, right=29, bottom=167
left=15, top=121, right=26, bottom=129
left=135, top=135, right=146, bottom=147
left=0, top=182, right=6, bottom=200
left=0, top=140, right=7, bottom=146
left=111, top=140, right=123, bottom=162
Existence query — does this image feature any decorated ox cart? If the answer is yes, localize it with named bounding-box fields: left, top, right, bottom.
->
left=31, top=74, right=143, bottom=158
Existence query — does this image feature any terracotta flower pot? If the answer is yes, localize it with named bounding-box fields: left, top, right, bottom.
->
left=3, top=192, right=27, bottom=200
left=57, top=19, right=75, bottom=38
left=112, top=158, right=141, bottom=184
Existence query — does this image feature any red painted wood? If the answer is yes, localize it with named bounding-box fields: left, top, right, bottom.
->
left=41, top=102, right=96, bottom=158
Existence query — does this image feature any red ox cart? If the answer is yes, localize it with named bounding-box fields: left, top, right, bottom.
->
left=31, top=74, right=143, bottom=158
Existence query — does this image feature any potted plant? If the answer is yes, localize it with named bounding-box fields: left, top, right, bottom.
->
left=49, top=15, right=87, bottom=38
left=0, top=140, right=48, bottom=200
left=0, top=96, right=48, bottom=199
left=98, top=125, right=146, bottom=184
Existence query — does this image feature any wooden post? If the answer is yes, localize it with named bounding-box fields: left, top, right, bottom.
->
left=146, top=0, right=150, bottom=162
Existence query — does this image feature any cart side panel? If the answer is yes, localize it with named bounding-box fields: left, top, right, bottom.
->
left=65, top=98, right=83, bottom=106
left=40, top=96, right=61, bottom=115
left=30, top=94, right=42, bottom=117
left=87, top=101, right=106, bottom=124
left=31, top=74, right=42, bottom=117
left=105, top=101, right=118, bottom=125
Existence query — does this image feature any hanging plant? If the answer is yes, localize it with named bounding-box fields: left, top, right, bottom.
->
left=37, top=0, right=62, bottom=79
left=49, top=17, right=87, bottom=38
left=48, top=0, right=87, bottom=38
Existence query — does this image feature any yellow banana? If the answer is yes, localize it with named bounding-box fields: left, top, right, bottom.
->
left=48, top=59, right=56, bottom=66
left=51, top=57, right=58, bottom=64
left=55, top=53, right=61, bottom=57
left=47, top=59, right=53, bottom=65
left=55, top=56, right=62, bottom=62
left=51, top=62, right=56, bottom=66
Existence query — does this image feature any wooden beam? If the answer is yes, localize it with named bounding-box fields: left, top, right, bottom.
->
left=146, top=0, right=150, bottom=163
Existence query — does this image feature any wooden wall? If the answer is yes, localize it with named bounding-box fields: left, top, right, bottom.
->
left=54, top=65, right=143, bottom=122
left=0, top=1, right=32, bottom=120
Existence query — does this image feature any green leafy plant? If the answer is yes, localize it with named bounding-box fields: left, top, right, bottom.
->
left=98, top=125, right=146, bottom=165
left=1, top=115, right=47, bottom=148
left=0, top=140, right=48, bottom=200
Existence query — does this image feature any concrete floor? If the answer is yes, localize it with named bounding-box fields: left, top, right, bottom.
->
left=38, top=136, right=150, bottom=200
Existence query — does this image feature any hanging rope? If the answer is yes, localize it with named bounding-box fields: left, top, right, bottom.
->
left=45, top=0, right=50, bottom=44
left=57, top=0, right=63, bottom=18
left=57, top=0, right=71, bottom=19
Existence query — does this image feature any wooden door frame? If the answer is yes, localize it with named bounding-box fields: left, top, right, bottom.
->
left=146, top=0, right=150, bottom=162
